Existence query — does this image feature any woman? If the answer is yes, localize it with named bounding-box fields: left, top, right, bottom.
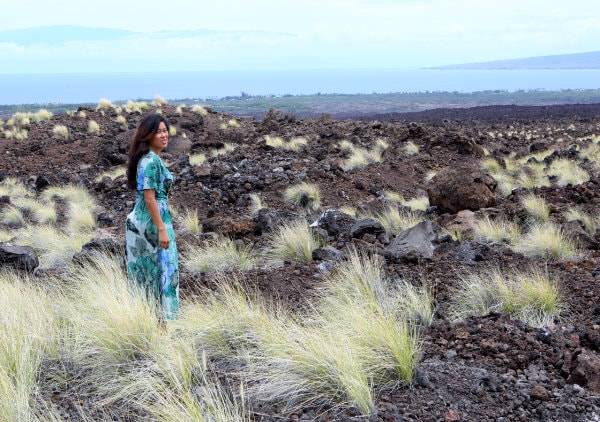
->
left=125, top=113, right=179, bottom=321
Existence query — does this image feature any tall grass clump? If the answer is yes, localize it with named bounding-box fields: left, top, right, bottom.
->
left=178, top=280, right=286, bottom=360
left=580, top=141, right=600, bottom=163
left=402, top=196, right=430, bottom=212
left=403, top=141, right=419, bottom=156
left=548, top=158, right=590, bottom=186
left=565, top=207, right=597, bottom=234
left=124, top=100, right=148, bottom=114
left=342, top=147, right=370, bottom=171
left=248, top=193, right=265, bottom=216
left=188, top=153, right=206, bottom=166
left=87, top=120, right=100, bottom=135
left=481, top=158, right=503, bottom=174
left=67, top=201, right=96, bottom=232
left=153, top=95, right=168, bottom=106
left=0, top=178, right=30, bottom=200
left=374, top=138, right=389, bottom=154
left=246, top=250, right=420, bottom=414
left=4, top=127, right=28, bottom=140
left=96, top=98, right=113, bottom=111
left=1, top=205, right=26, bottom=226
left=516, top=163, right=551, bottom=189
left=382, top=191, right=405, bottom=204
left=33, top=108, right=53, bottom=122
left=191, top=105, right=208, bottom=116
left=95, top=167, right=126, bottom=182
left=269, top=220, right=321, bottom=263
left=473, top=216, right=521, bottom=244
left=0, top=271, right=59, bottom=420
left=17, top=224, right=92, bottom=269
left=248, top=325, right=375, bottom=414
left=0, top=229, right=13, bottom=242
left=339, top=205, right=356, bottom=216
left=121, top=341, right=249, bottom=421
left=521, top=193, right=550, bottom=223
left=115, top=115, right=128, bottom=129
left=42, top=185, right=96, bottom=211
left=382, top=191, right=429, bottom=212
left=284, top=182, right=321, bottom=213
left=52, top=124, right=69, bottom=140
left=11, top=112, right=30, bottom=127
left=516, top=223, right=578, bottom=259
left=210, top=143, right=236, bottom=158
left=11, top=184, right=98, bottom=268
left=182, top=236, right=255, bottom=273
left=11, top=196, right=57, bottom=225
left=359, top=205, right=422, bottom=234
left=493, top=172, right=516, bottom=197
left=181, top=208, right=201, bottom=234
left=264, top=135, right=308, bottom=151
left=62, top=255, right=162, bottom=366
left=340, top=139, right=387, bottom=171
left=450, top=267, right=562, bottom=327
left=396, top=281, right=435, bottom=329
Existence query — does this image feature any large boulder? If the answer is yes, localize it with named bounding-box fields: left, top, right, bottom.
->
left=310, top=209, right=358, bottom=243
left=72, top=237, right=124, bottom=267
left=427, top=162, right=497, bottom=214
left=0, top=243, right=39, bottom=272
left=384, top=221, right=441, bottom=260
left=257, top=209, right=305, bottom=234
left=566, top=349, right=600, bottom=393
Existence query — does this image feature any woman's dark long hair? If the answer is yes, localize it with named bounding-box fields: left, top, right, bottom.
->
left=126, top=114, right=170, bottom=190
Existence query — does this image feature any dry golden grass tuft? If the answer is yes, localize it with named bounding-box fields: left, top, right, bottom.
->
left=269, top=219, right=322, bottom=263
left=87, top=120, right=100, bottom=135
left=450, top=267, right=562, bottom=328
left=188, top=152, right=207, bottom=166
left=284, top=182, right=321, bottom=213
left=248, top=193, right=266, bottom=216
left=473, top=216, right=521, bottom=244
left=153, top=95, right=168, bottom=106
left=521, top=193, right=550, bottom=223
left=547, top=158, right=590, bottom=187
left=180, top=208, right=201, bottom=235
left=516, top=222, right=578, bottom=259
left=52, top=124, right=69, bottom=140
left=182, top=236, right=255, bottom=273
left=359, top=206, right=422, bottom=234
left=191, top=104, right=208, bottom=116
left=96, top=98, right=113, bottom=111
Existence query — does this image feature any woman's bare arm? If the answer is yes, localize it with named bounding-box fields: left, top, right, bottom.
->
left=144, top=189, right=170, bottom=249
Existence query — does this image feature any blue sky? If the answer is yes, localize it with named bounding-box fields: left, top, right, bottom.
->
left=1, top=0, right=599, bottom=73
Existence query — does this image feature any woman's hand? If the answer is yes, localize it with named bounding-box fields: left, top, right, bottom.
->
left=144, top=189, right=170, bottom=249
left=158, top=228, right=170, bottom=249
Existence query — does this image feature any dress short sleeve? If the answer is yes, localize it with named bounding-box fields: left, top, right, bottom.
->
left=137, top=154, right=160, bottom=191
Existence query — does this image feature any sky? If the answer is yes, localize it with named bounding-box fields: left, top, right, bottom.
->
left=1, top=0, right=599, bottom=74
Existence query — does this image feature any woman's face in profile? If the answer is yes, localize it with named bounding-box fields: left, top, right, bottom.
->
left=148, top=122, right=169, bottom=153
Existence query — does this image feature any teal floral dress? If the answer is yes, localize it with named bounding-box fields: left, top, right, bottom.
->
left=126, top=151, right=179, bottom=321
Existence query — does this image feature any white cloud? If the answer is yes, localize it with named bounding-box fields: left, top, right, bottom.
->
left=1, top=0, right=600, bottom=72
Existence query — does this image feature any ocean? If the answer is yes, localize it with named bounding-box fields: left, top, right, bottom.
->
left=1, top=68, right=600, bottom=105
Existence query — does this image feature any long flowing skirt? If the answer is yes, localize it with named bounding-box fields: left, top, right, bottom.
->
left=125, top=199, right=179, bottom=321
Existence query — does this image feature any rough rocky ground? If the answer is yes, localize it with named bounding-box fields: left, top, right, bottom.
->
left=2, top=103, right=600, bottom=421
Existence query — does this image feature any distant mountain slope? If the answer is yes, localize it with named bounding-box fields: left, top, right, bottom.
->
left=428, top=51, right=600, bottom=70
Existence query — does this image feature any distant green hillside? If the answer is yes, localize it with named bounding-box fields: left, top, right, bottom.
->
left=3, top=89, right=600, bottom=119
left=429, top=51, right=600, bottom=70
